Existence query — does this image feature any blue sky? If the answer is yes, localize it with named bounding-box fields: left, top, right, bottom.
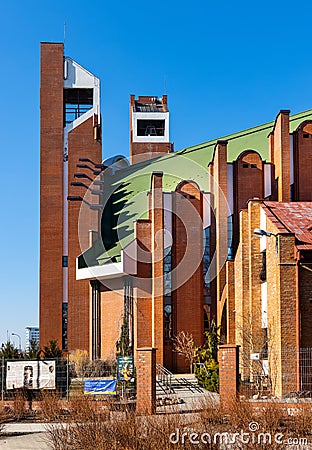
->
left=1, top=0, right=312, bottom=348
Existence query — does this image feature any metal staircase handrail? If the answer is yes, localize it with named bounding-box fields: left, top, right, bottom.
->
left=156, top=364, right=173, bottom=393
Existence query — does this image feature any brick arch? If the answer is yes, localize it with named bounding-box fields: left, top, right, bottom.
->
left=236, top=149, right=263, bottom=168
left=234, top=149, right=264, bottom=212
left=175, top=180, right=201, bottom=199
left=293, top=120, right=312, bottom=201
left=295, top=120, right=312, bottom=134
left=232, top=149, right=264, bottom=255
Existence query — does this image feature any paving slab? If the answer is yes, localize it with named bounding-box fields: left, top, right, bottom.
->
left=0, top=433, right=50, bottom=449
left=3, top=424, right=47, bottom=434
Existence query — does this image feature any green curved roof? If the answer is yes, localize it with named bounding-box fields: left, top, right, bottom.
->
left=78, top=108, right=312, bottom=269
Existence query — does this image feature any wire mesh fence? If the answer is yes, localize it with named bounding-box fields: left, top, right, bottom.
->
left=238, top=347, right=312, bottom=401
left=0, top=356, right=117, bottom=401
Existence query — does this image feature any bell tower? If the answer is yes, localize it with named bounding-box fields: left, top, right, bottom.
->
left=130, top=95, right=173, bottom=164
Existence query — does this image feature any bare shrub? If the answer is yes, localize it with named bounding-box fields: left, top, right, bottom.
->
left=85, top=358, right=116, bottom=377
left=256, top=401, right=286, bottom=433
left=198, top=396, right=222, bottom=425
left=0, top=404, right=6, bottom=436
left=172, top=331, right=195, bottom=373
left=45, top=423, right=72, bottom=450
left=46, top=396, right=312, bottom=450
left=12, top=390, right=27, bottom=421
left=46, top=397, right=200, bottom=450
left=39, top=390, right=62, bottom=422
left=286, top=403, right=312, bottom=435
left=69, top=349, right=89, bottom=378
left=224, top=398, right=255, bottom=429
left=69, top=351, right=116, bottom=379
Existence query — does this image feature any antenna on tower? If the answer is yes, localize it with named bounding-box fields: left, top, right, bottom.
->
left=64, top=21, right=67, bottom=47
left=164, top=74, right=167, bottom=95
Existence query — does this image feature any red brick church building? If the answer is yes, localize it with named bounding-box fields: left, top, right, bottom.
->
left=40, top=43, right=312, bottom=389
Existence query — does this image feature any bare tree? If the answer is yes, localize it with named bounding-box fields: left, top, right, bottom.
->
left=69, top=349, right=89, bottom=378
left=172, top=331, right=196, bottom=373
left=235, top=307, right=279, bottom=397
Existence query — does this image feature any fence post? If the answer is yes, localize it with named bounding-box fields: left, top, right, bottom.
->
left=219, top=345, right=240, bottom=412
left=136, top=347, right=156, bottom=415
left=66, top=354, right=69, bottom=402
left=1, top=357, right=4, bottom=401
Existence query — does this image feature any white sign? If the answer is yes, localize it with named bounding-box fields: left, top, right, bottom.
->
left=6, top=360, right=56, bottom=390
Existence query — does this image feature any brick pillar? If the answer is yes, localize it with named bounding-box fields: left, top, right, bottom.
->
left=40, top=42, right=64, bottom=349
left=269, top=110, right=290, bottom=202
left=136, top=347, right=156, bottom=415
left=219, top=345, right=239, bottom=410
left=134, top=219, right=152, bottom=356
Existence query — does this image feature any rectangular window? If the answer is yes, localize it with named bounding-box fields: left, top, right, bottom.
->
left=164, top=303, right=172, bottom=339
left=62, top=256, right=68, bottom=267
left=227, top=215, right=234, bottom=259
left=64, top=88, right=93, bottom=126
left=164, top=247, right=172, bottom=295
left=203, top=227, right=211, bottom=287
left=137, top=119, right=165, bottom=136
left=260, top=250, right=266, bottom=281
left=261, top=282, right=268, bottom=329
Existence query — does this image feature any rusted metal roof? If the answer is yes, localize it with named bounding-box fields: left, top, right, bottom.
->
left=263, top=202, right=312, bottom=249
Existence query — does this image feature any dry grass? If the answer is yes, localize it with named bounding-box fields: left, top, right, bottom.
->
left=45, top=396, right=196, bottom=450
left=42, top=395, right=312, bottom=449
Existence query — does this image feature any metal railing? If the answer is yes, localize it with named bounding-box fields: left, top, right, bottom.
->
left=238, top=347, right=312, bottom=400
left=156, top=364, right=173, bottom=394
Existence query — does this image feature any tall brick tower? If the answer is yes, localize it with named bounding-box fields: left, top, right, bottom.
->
left=40, top=42, right=102, bottom=352
left=130, top=95, right=173, bottom=164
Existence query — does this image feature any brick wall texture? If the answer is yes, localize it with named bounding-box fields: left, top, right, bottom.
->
left=67, top=117, right=101, bottom=352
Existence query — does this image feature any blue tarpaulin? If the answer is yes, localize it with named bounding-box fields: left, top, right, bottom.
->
left=84, top=379, right=117, bottom=396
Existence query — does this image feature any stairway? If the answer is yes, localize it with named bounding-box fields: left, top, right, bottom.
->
left=156, top=364, right=204, bottom=396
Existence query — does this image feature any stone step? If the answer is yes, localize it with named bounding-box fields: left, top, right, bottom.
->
left=156, top=374, right=204, bottom=396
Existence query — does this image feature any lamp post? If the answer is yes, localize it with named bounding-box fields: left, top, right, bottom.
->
left=11, top=333, right=21, bottom=352
left=253, top=228, right=279, bottom=253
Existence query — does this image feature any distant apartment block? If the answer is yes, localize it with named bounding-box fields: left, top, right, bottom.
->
left=25, top=327, right=39, bottom=352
